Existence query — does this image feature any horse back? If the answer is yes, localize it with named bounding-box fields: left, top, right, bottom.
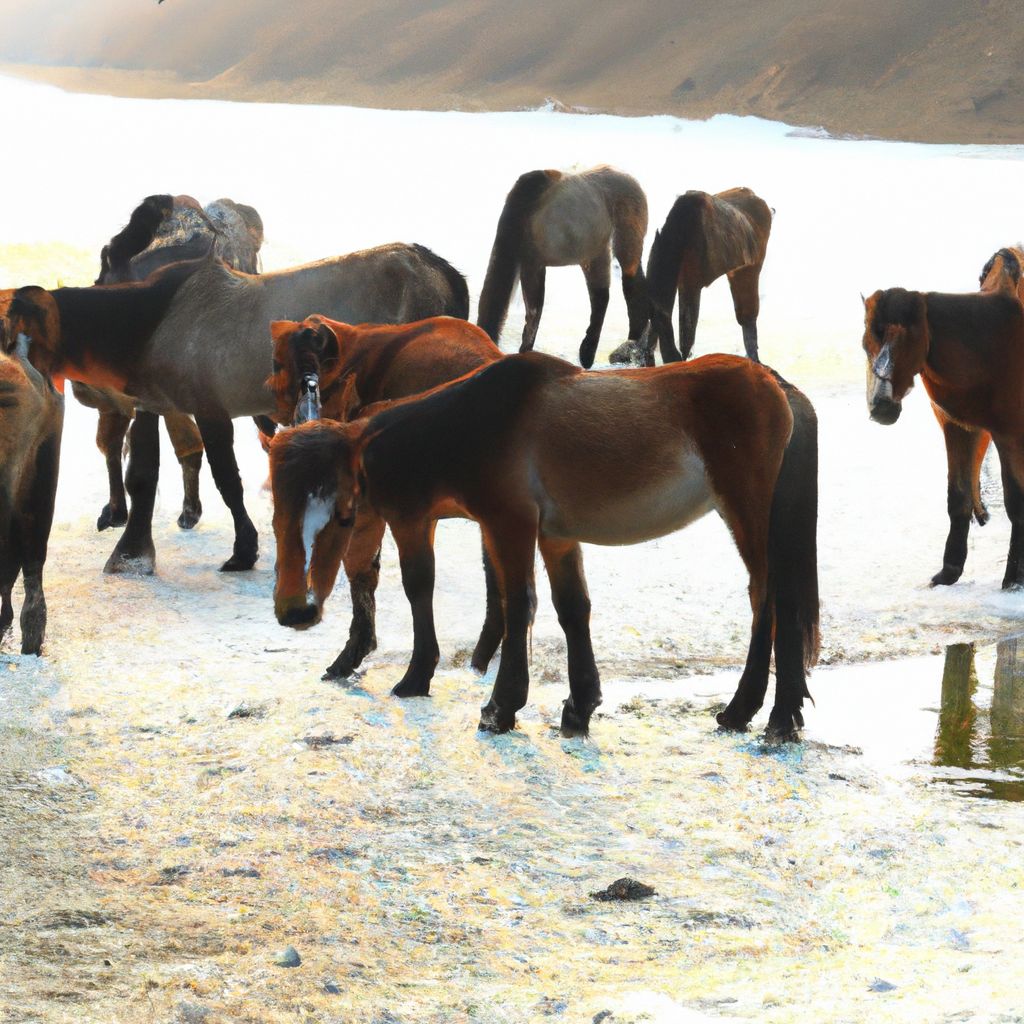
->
left=704, top=189, right=771, bottom=281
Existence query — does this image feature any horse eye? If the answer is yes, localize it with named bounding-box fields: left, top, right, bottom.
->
left=272, top=360, right=282, bottom=373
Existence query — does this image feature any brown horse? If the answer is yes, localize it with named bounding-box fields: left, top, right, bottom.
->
left=271, top=351, right=819, bottom=741
left=4, top=243, right=469, bottom=575
left=0, top=333, right=64, bottom=654
left=863, top=249, right=1024, bottom=588
left=476, top=166, right=649, bottom=368
left=266, top=315, right=505, bottom=677
left=612, top=188, right=772, bottom=366
left=79, top=194, right=266, bottom=533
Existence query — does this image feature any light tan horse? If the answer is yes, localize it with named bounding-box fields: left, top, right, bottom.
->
left=477, top=166, right=649, bottom=368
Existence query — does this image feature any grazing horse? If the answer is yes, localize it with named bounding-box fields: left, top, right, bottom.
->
left=79, top=193, right=265, bottom=532
left=266, top=315, right=505, bottom=677
left=862, top=251, right=1024, bottom=588
left=476, top=166, right=649, bottom=368
left=270, top=351, right=819, bottom=741
left=4, top=243, right=469, bottom=576
left=612, top=188, right=772, bottom=366
left=0, top=334, right=64, bottom=654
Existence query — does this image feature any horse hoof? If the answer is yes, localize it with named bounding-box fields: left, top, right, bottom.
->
left=930, top=565, right=963, bottom=587
left=177, top=505, right=202, bottom=530
left=478, top=701, right=516, bottom=734
left=103, top=550, right=156, bottom=575
left=579, top=338, right=598, bottom=369
left=607, top=340, right=637, bottom=365
left=715, top=708, right=751, bottom=733
left=96, top=505, right=128, bottom=532
left=323, top=646, right=368, bottom=679
left=559, top=699, right=592, bottom=738
left=220, top=551, right=258, bottom=572
left=765, top=707, right=804, bottom=744
left=391, top=677, right=431, bottom=698
left=278, top=604, right=320, bottom=629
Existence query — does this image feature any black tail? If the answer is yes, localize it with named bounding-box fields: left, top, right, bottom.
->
left=411, top=243, right=470, bottom=320
left=767, top=376, right=820, bottom=711
left=476, top=170, right=557, bottom=342
left=102, top=195, right=174, bottom=280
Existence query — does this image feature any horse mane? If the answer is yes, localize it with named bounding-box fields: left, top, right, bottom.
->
left=410, top=243, right=469, bottom=319
left=105, top=195, right=175, bottom=275
left=980, top=247, right=1022, bottom=286
left=647, top=192, right=708, bottom=306
left=476, top=170, right=559, bottom=341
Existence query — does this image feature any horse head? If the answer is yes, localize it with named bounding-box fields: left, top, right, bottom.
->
left=980, top=247, right=1024, bottom=298
left=3, top=287, right=62, bottom=377
left=99, top=194, right=175, bottom=283
left=267, top=317, right=344, bottom=425
left=862, top=288, right=930, bottom=425
left=269, top=420, right=363, bottom=628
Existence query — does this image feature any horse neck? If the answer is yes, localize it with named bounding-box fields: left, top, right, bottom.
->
left=923, top=291, right=1024, bottom=387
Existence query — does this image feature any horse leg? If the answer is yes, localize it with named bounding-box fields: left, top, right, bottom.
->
left=96, top=410, right=130, bottom=531
left=520, top=261, right=546, bottom=353
left=163, top=413, right=204, bottom=530
left=322, top=511, right=387, bottom=680
left=677, top=287, right=701, bottom=360
left=727, top=264, right=762, bottom=362
left=971, top=429, right=992, bottom=526
left=932, top=412, right=985, bottom=586
left=716, top=601, right=774, bottom=733
left=105, top=411, right=159, bottom=574
left=613, top=221, right=649, bottom=343
left=479, top=516, right=539, bottom=733
left=579, top=252, right=611, bottom=369
left=195, top=416, right=259, bottom=572
left=994, top=440, right=1024, bottom=589
left=390, top=519, right=440, bottom=698
left=18, top=434, right=61, bottom=655
left=0, top=495, right=19, bottom=639
left=539, top=537, right=601, bottom=737
left=470, top=540, right=505, bottom=673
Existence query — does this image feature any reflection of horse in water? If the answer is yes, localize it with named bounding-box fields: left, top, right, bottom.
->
left=476, top=166, right=649, bottom=368
left=77, top=194, right=265, bottom=532
left=935, top=639, right=1024, bottom=800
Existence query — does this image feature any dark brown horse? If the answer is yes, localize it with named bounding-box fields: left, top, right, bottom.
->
left=612, top=188, right=772, bottom=366
left=863, top=249, right=1024, bottom=587
left=4, top=243, right=469, bottom=575
left=79, top=193, right=264, bottom=532
left=266, top=315, right=505, bottom=677
left=271, top=352, right=819, bottom=741
left=477, top=166, right=649, bottom=368
left=0, top=333, right=64, bottom=654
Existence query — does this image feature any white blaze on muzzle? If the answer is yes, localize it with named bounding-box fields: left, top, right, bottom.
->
left=294, top=374, right=321, bottom=425
left=869, top=342, right=896, bottom=404
left=301, top=493, right=334, bottom=576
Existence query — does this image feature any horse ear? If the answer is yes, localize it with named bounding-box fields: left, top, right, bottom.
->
left=315, top=322, right=340, bottom=362
left=860, top=292, right=866, bottom=307
left=269, top=320, right=299, bottom=346
left=337, top=374, right=363, bottom=422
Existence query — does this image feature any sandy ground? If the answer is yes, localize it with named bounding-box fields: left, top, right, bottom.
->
left=3, top=77, right=1024, bottom=1021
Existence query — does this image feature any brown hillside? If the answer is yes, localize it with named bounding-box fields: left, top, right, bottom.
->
left=2, top=0, right=1022, bottom=142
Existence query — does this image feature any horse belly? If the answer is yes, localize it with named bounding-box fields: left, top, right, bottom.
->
left=538, top=448, right=716, bottom=546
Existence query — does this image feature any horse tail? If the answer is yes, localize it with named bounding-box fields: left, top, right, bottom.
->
left=767, top=375, right=820, bottom=693
left=411, top=243, right=470, bottom=320
left=477, top=169, right=557, bottom=341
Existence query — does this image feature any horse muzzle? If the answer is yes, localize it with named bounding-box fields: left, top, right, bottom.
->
left=293, top=373, right=322, bottom=425
left=868, top=394, right=902, bottom=425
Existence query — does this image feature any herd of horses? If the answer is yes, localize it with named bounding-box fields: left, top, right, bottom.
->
left=1, top=165, right=1022, bottom=743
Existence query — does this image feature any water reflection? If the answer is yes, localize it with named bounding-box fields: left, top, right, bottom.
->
left=933, top=639, right=1024, bottom=801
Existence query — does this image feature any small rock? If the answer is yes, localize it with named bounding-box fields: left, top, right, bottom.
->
left=273, top=945, right=302, bottom=968
left=302, top=732, right=354, bottom=749
left=220, top=866, right=261, bottom=878
left=176, top=1002, right=211, bottom=1024
left=33, top=766, right=84, bottom=787
left=227, top=700, right=273, bottom=720
left=323, top=979, right=343, bottom=995
left=593, top=1013, right=613, bottom=1024
left=590, top=877, right=656, bottom=902
left=34, top=909, right=110, bottom=929
left=868, top=978, right=897, bottom=993
left=153, top=865, right=191, bottom=885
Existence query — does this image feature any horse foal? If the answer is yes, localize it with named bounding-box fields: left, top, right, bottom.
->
left=271, top=352, right=819, bottom=742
